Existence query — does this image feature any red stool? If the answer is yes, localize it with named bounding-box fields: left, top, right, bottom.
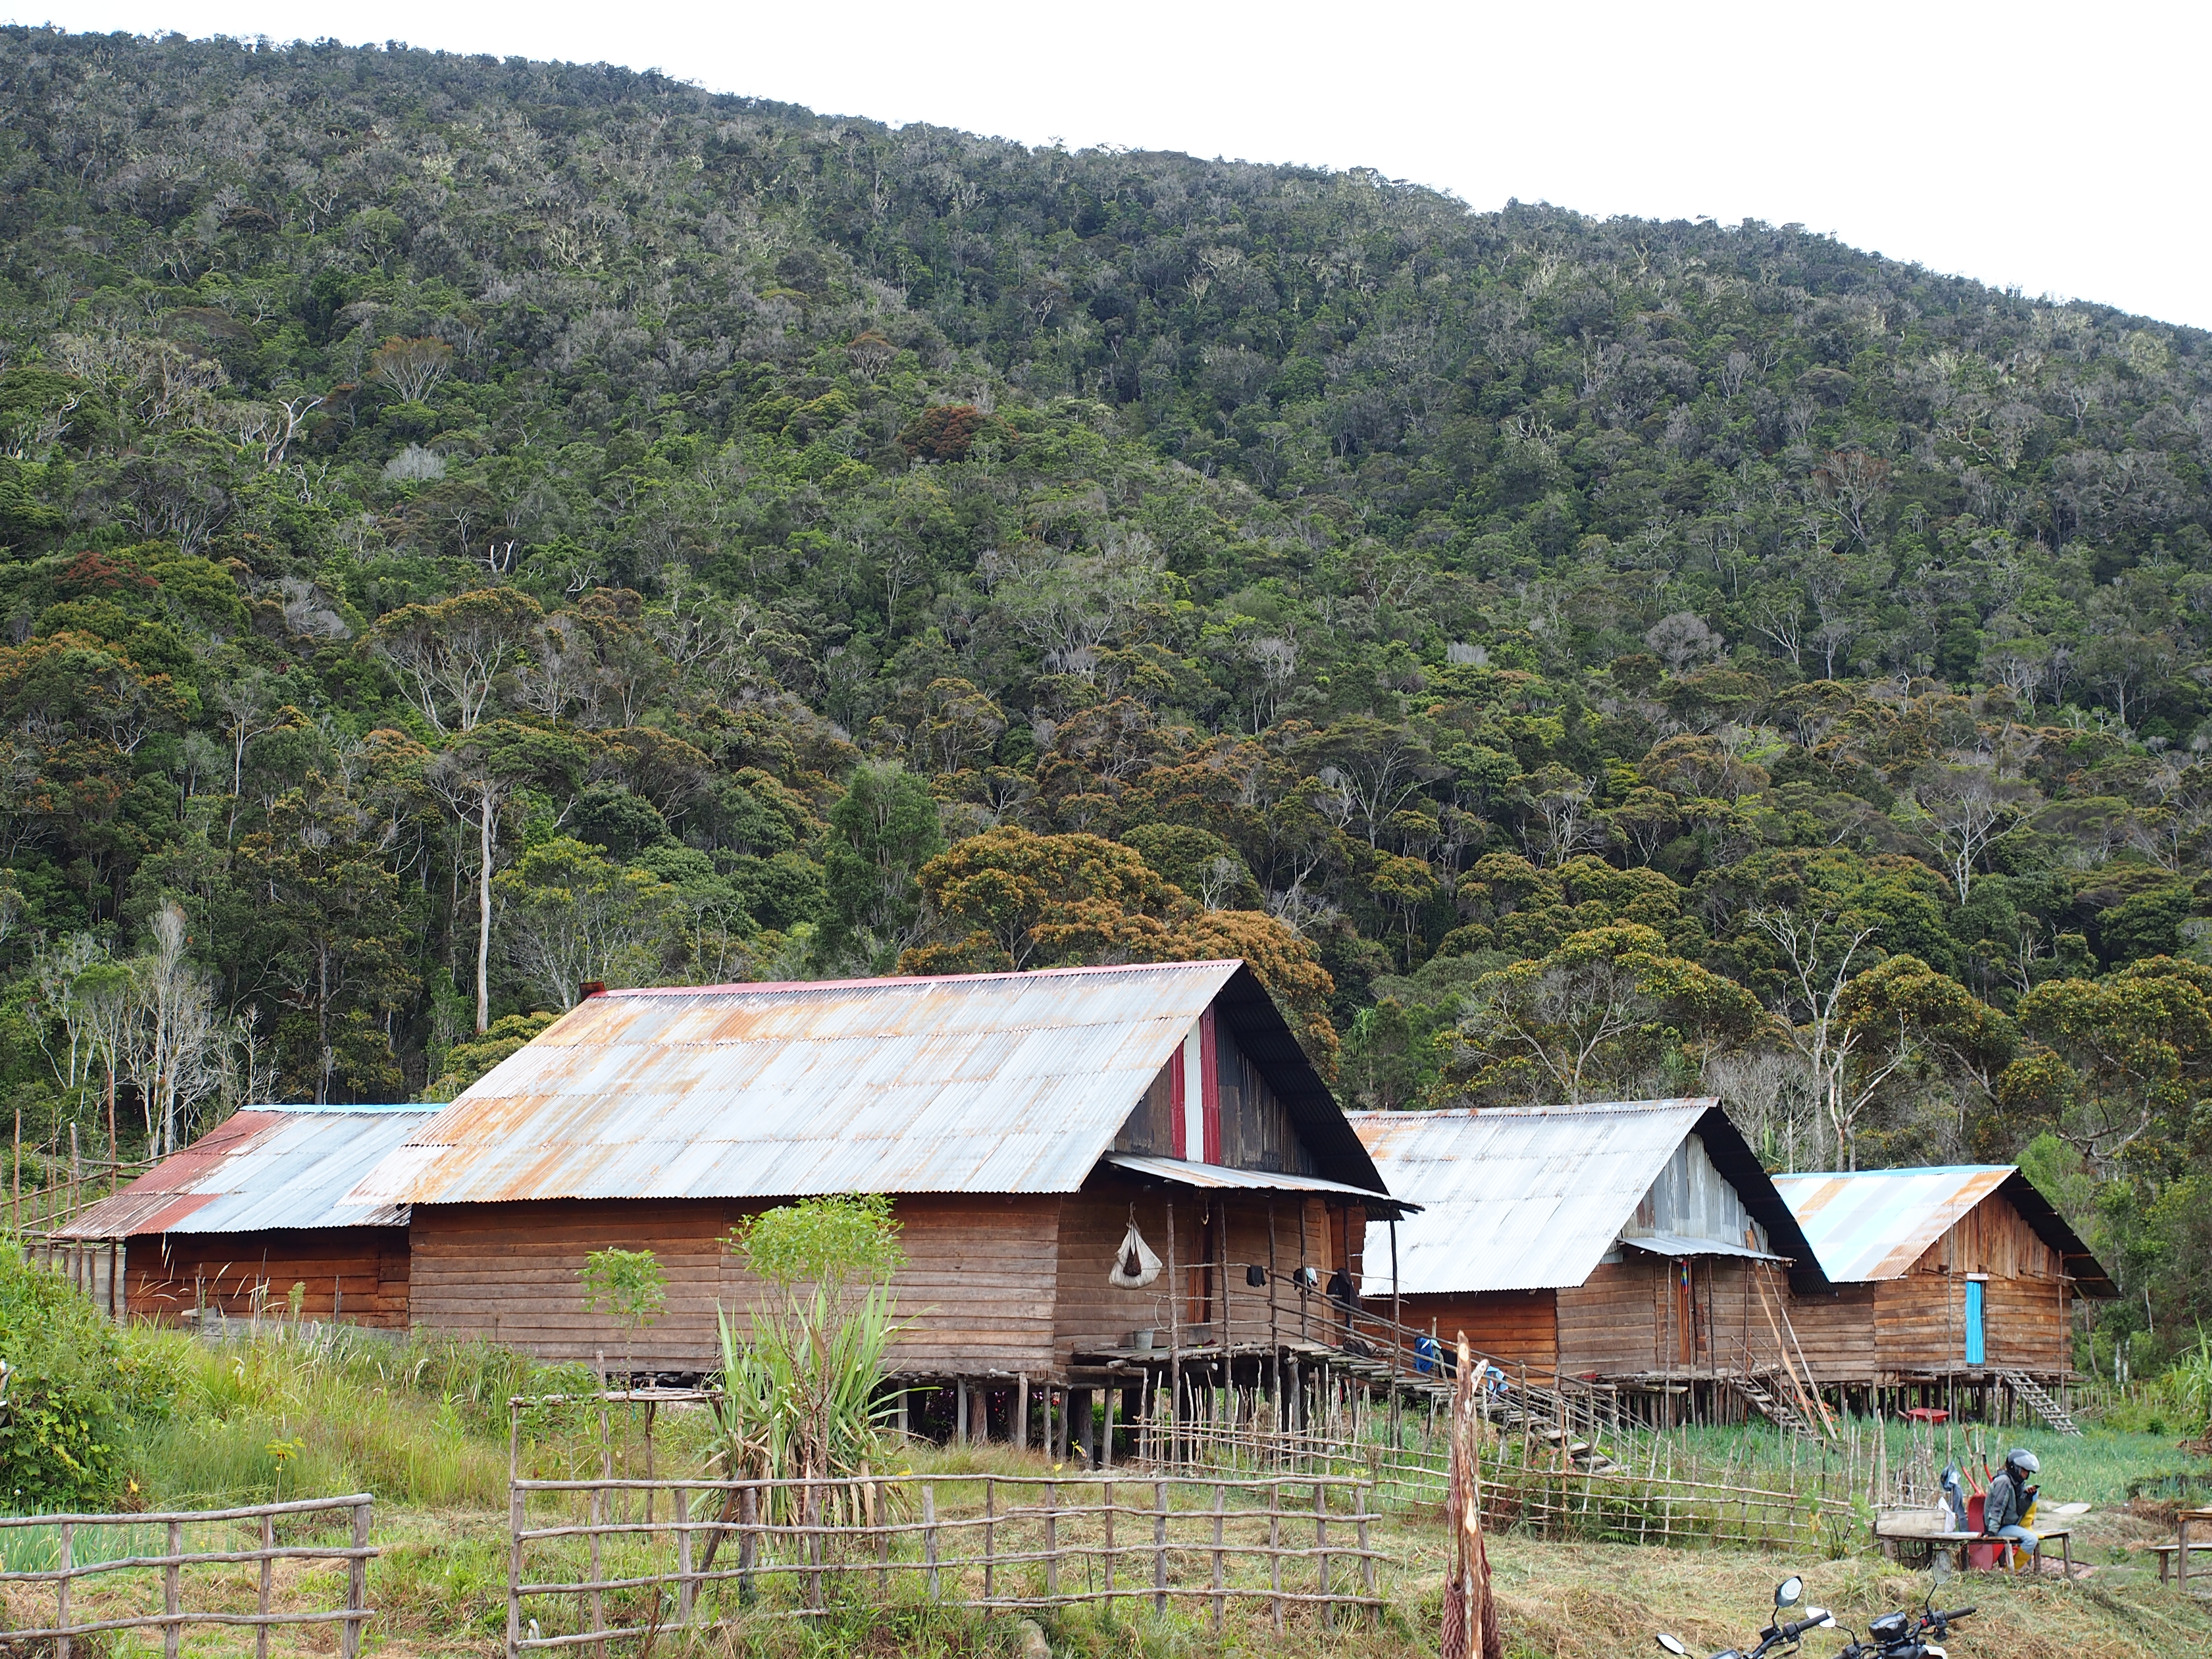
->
left=1963, top=1494, right=2012, bottom=1571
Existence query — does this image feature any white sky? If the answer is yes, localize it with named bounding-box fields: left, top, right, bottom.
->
left=17, top=2, right=2210, bottom=329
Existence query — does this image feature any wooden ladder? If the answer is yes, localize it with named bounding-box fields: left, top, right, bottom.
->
left=1734, top=1370, right=1821, bottom=1440
left=1998, top=1368, right=2082, bottom=1436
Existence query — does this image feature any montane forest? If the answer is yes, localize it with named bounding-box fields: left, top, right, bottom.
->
left=1, top=28, right=2209, bottom=1367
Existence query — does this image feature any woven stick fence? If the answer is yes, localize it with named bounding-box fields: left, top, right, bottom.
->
left=0, top=1493, right=375, bottom=1659
left=506, top=1471, right=1385, bottom=1656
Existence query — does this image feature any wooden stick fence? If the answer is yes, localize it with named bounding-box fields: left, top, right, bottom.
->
left=1156, top=1421, right=1861, bottom=1555
left=506, top=1471, right=1384, bottom=1655
left=0, top=1493, right=376, bottom=1659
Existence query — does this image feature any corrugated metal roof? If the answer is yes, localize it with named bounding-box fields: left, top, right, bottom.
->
left=1770, top=1165, right=2107, bottom=1287
left=355, top=961, right=1389, bottom=1207
left=54, top=1105, right=433, bottom=1240
left=1349, top=1099, right=1723, bottom=1294
left=1774, top=1167, right=2011, bottom=1281
left=1101, top=1153, right=1417, bottom=1211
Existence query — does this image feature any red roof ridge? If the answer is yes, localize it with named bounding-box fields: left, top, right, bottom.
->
left=600, top=959, right=1246, bottom=998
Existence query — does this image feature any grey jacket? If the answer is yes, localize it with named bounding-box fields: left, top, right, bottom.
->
left=1984, top=1470, right=2030, bottom=1532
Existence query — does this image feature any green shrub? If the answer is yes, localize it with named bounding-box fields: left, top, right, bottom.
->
left=0, top=1242, right=131, bottom=1508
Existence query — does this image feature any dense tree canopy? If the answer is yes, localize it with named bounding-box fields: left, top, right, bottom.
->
left=0, top=27, right=2210, bottom=1372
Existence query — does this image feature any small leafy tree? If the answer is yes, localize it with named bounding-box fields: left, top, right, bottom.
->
left=710, top=1196, right=903, bottom=1527
left=580, top=1247, right=667, bottom=1381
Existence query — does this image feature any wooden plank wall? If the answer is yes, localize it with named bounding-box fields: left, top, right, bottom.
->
left=1984, top=1271, right=2070, bottom=1371
left=126, top=1228, right=410, bottom=1329
left=1554, top=1255, right=1795, bottom=1381
left=1786, top=1282, right=1880, bottom=1382
left=1556, top=1257, right=1662, bottom=1374
left=1108, top=1043, right=1318, bottom=1177
left=409, top=1196, right=1063, bottom=1376
left=1873, top=1274, right=1962, bottom=1373
left=409, top=1200, right=726, bottom=1369
left=1215, top=1030, right=1318, bottom=1175
left=1399, top=1290, right=1559, bottom=1376
left=1111, top=1064, right=1178, bottom=1157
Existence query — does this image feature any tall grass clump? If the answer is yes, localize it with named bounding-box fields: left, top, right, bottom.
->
left=712, top=1195, right=905, bottom=1522
left=120, top=1321, right=598, bottom=1509
left=2147, top=1331, right=2212, bottom=1437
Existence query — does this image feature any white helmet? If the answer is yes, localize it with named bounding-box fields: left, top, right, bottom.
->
left=2007, top=1449, right=2040, bottom=1474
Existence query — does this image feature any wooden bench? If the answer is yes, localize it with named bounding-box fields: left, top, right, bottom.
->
left=1874, top=1515, right=2073, bottom=1577
left=2172, top=1509, right=2212, bottom=1594
left=2148, top=1540, right=2212, bottom=1588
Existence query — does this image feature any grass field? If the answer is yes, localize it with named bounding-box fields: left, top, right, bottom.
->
left=28, top=1323, right=2211, bottom=1658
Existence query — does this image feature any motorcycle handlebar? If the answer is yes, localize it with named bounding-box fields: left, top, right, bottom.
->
left=1935, top=1606, right=1977, bottom=1622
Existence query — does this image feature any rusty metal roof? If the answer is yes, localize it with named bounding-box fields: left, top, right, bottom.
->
left=1350, top=1099, right=1821, bottom=1295
left=53, top=1106, right=432, bottom=1240
left=1774, top=1166, right=2117, bottom=1294
left=354, top=962, right=1389, bottom=1206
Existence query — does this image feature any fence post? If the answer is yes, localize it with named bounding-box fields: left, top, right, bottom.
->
left=587, top=1481, right=605, bottom=1659
left=1210, top=1484, right=1225, bottom=1632
left=1103, top=1479, right=1115, bottom=1596
left=508, top=1471, right=526, bottom=1657
left=1269, top=1480, right=1283, bottom=1634
left=165, top=1518, right=182, bottom=1659
left=1152, top=1480, right=1169, bottom=1617
left=983, top=1477, right=996, bottom=1603
left=1357, top=1485, right=1376, bottom=1625
left=56, top=1521, right=72, bottom=1659
left=805, top=1477, right=823, bottom=1612
left=678, top=1512, right=695, bottom=1626
left=923, top=1484, right=939, bottom=1601
left=344, top=1499, right=371, bottom=1659
left=876, top=1476, right=891, bottom=1598
left=1045, top=1480, right=1059, bottom=1599
left=257, top=1510, right=276, bottom=1659
left=739, top=1484, right=757, bottom=1607
left=1312, top=1483, right=1329, bottom=1628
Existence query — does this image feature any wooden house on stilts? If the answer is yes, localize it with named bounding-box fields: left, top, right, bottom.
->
left=1774, top=1166, right=2115, bottom=1426
left=347, top=961, right=1418, bottom=1451
left=1351, top=1099, right=1828, bottom=1427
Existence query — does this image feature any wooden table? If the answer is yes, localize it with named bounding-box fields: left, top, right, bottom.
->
left=2180, top=1508, right=2212, bottom=1596
left=1874, top=1518, right=2073, bottom=1578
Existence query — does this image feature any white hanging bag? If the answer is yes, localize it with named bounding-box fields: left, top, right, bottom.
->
left=1108, top=1216, right=1163, bottom=1287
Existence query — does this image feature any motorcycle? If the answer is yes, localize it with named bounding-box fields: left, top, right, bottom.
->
left=1654, top=1575, right=1836, bottom=1659
left=1831, top=1594, right=1976, bottom=1659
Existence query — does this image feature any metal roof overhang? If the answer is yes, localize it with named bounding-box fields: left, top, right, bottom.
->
left=1619, top=1231, right=1789, bottom=1263
left=1102, top=1153, right=1419, bottom=1214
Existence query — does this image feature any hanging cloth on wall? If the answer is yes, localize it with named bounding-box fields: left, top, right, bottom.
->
left=1108, top=1213, right=1163, bottom=1287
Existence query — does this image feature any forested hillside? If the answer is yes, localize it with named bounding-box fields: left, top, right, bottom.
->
left=2, top=28, right=2209, bottom=1365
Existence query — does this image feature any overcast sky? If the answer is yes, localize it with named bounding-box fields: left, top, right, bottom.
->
left=18, top=1, right=2208, bottom=328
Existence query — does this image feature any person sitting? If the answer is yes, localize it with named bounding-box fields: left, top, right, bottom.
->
left=1982, top=1448, right=2042, bottom=1565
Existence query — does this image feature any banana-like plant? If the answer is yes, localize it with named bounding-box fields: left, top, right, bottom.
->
left=698, top=1195, right=908, bottom=1546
